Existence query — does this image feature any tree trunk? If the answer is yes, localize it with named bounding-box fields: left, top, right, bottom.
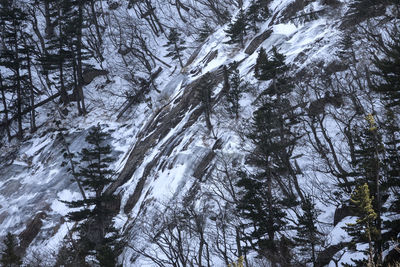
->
left=26, top=47, right=36, bottom=133
left=13, top=21, right=23, bottom=139
left=0, top=74, right=11, bottom=141
left=77, top=1, right=86, bottom=115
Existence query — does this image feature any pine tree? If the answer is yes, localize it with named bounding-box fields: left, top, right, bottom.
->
left=246, top=0, right=269, bottom=33
left=0, top=0, right=29, bottom=139
left=224, top=9, right=248, bottom=48
left=346, top=0, right=383, bottom=23
left=38, top=0, right=74, bottom=106
left=237, top=46, right=301, bottom=263
left=164, top=28, right=186, bottom=68
left=372, top=26, right=400, bottom=108
left=236, top=171, right=287, bottom=252
left=381, top=109, right=400, bottom=256
left=197, top=21, right=214, bottom=42
left=344, top=184, right=378, bottom=267
left=197, top=72, right=215, bottom=132
left=347, top=114, right=385, bottom=265
left=294, top=196, right=322, bottom=266
left=65, top=124, right=115, bottom=222
left=225, top=62, right=246, bottom=119
left=63, top=124, right=119, bottom=264
left=0, top=232, right=21, bottom=267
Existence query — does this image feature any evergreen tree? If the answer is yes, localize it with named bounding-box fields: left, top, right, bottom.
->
left=225, top=62, right=246, bottom=119
left=224, top=9, right=248, bottom=48
left=0, top=0, right=29, bottom=139
left=346, top=0, right=383, bottom=23
left=381, top=109, right=400, bottom=257
left=347, top=114, right=385, bottom=265
left=164, top=28, right=186, bottom=68
left=246, top=0, right=269, bottom=33
left=372, top=26, right=400, bottom=108
left=371, top=26, right=400, bottom=254
left=294, top=196, right=322, bottom=266
left=0, top=232, right=21, bottom=267
left=65, top=124, right=115, bottom=221
left=63, top=124, right=119, bottom=264
left=38, top=0, right=74, bottom=106
left=236, top=171, right=287, bottom=252
left=237, top=47, right=300, bottom=263
left=344, top=184, right=378, bottom=267
left=198, top=72, right=214, bottom=132
left=197, top=21, right=214, bottom=42
left=250, top=46, right=300, bottom=182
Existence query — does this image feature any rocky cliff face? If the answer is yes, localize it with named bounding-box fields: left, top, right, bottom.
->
left=0, top=0, right=398, bottom=266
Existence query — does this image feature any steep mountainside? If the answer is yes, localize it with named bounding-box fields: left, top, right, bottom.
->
left=0, top=0, right=399, bottom=266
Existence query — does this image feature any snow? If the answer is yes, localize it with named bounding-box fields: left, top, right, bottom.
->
left=273, top=23, right=298, bottom=36
left=0, top=0, right=388, bottom=265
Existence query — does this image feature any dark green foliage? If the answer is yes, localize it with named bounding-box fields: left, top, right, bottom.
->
left=197, top=72, right=215, bottom=131
left=62, top=124, right=120, bottom=265
left=294, top=196, right=322, bottom=266
left=381, top=109, right=400, bottom=249
left=236, top=171, right=287, bottom=251
left=97, top=243, right=122, bottom=267
left=64, top=124, right=115, bottom=222
left=372, top=26, right=400, bottom=108
left=236, top=47, right=300, bottom=261
left=164, top=28, right=186, bottom=68
left=0, top=232, right=21, bottom=267
left=346, top=0, right=383, bottom=23
left=224, top=9, right=248, bottom=47
left=225, top=62, right=247, bottom=119
left=371, top=26, right=400, bottom=254
left=246, top=0, right=269, bottom=33
left=197, top=21, right=214, bottom=42
left=336, top=33, right=354, bottom=64
left=254, top=47, right=289, bottom=85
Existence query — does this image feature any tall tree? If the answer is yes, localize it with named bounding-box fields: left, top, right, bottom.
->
left=246, top=0, right=269, bottom=33
left=225, top=62, right=246, bottom=119
left=371, top=25, right=400, bottom=108
left=164, top=28, right=186, bottom=68
left=0, top=0, right=29, bottom=139
left=294, top=196, right=322, bottom=266
left=63, top=125, right=119, bottom=264
left=198, top=72, right=215, bottom=132
left=236, top=47, right=301, bottom=265
left=236, top=171, right=287, bottom=255
left=0, top=232, right=22, bottom=267
left=344, top=183, right=378, bottom=267
left=224, top=9, right=248, bottom=48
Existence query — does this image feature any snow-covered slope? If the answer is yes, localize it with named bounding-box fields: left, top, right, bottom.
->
left=0, top=0, right=398, bottom=266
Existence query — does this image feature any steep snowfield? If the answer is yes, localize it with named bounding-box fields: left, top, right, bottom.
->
left=0, top=0, right=390, bottom=265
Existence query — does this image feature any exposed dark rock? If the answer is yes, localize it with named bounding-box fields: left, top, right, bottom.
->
left=18, top=211, right=47, bottom=253
left=334, top=205, right=354, bottom=226
left=245, top=29, right=273, bottom=55
left=185, top=43, right=204, bottom=67
left=0, top=211, right=9, bottom=225
left=192, top=150, right=216, bottom=181
left=110, top=69, right=226, bottom=214
left=82, top=69, right=109, bottom=85
left=0, top=179, right=22, bottom=197
left=315, top=243, right=348, bottom=267
left=203, top=50, right=218, bottom=65
left=384, top=246, right=400, bottom=266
